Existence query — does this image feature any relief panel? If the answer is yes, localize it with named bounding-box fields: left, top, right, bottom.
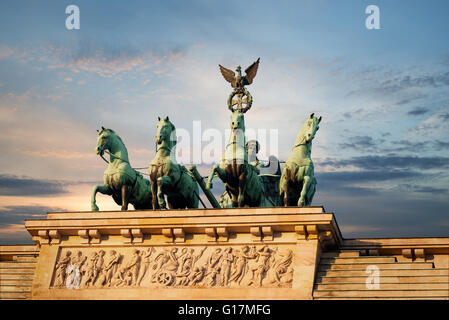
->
left=51, top=245, right=294, bottom=289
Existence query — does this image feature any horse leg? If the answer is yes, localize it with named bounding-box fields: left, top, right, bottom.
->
left=306, top=177, right=317, bottom=206
left=91, top=185, right=112, bottom=211
left=205, top=165, right=217, bottom=190
left=280, top=168, right=290, bottom=207
left=151, top=179, right=159, bottom=210
left=157, top=176, right=169, bottom=209
left=298, top=176, right=310, bottom=207
left=215, top=166, right=228, bottom=183
left=238, top=169, right=246, bottom=207
left=284, top=179, right=289, bottom=207
left=121, top=185, right=129, bottom=211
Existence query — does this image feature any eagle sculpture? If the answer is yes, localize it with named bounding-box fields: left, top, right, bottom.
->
left=219, top=58, right=260, bottom=91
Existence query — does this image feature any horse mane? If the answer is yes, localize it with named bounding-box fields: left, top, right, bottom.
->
left=294, top=120, right=310, bottom=145
left=100, top=128, right=127, bottom=151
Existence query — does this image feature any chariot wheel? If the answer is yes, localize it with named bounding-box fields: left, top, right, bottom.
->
left=157, top=271, right=174, bottom=286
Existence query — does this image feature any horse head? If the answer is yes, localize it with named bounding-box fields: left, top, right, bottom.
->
left=301, top=113, right=322, bottom=144
left=156, top=116, right=176, bottom=147
left=96, top=126, right=115, bottom=156
left=230, top=109, right=246, bottom=131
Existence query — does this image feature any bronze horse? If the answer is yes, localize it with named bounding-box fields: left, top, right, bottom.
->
left=206, top=101, right=263, bottom=207
left=279, top=114, right=321, bottom=207
left=149, top=117, right=199, bottom=209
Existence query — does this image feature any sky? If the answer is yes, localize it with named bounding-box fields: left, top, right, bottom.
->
left=0, top=0, right=449, bottom=244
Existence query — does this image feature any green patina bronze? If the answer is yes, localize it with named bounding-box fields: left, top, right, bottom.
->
left=149, top=117, right=199, bottom=209
left=189, top=165, right=220, bottom=208
left=218, top=140, right=282, bottom=208
left=206, top=106, right=263, bottom=208
left=90, top=59, right=322, bottom=211
left=91, top=127, right=153, bottom=211
left=207, top=58, right=264, bottom=207
left=279, top=113, right=322, bottom=207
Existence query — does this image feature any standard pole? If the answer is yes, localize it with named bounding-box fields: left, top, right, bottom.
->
left=189, top=165, right=220, bottom=208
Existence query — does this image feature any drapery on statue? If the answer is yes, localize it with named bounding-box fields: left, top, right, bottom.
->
left=279, top=114, right=322, bottom=207
left=149, top=116, right=199, bottom=209
left=91, top=127, right=153, bottom=211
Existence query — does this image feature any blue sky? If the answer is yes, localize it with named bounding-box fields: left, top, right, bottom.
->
left=0, top=0, right=449, bottom=243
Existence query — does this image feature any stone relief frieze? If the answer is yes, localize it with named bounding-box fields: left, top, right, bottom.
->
left=51, top=245, right=294, bottom=289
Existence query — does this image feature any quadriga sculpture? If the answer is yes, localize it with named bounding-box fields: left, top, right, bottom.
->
left=279, top=113, right=322, bottom=207
left=206, top=102, right=263, bottom=207
left=149, top=116, right=199, bottom=209
left=91, top=127, right=152, bottom=211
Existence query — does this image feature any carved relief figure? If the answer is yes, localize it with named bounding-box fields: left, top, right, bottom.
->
left=203, top=265, right=221, bottom=287
left=188, top=266, right=206, bottom=286
left=220, top=247, right=234, bottom=286
left=152, top=248, right=186, bottom=286
left=137, top=247, right=155, bottom=285
left=65, top=251, right=86, bottom=289
left=52, top=245, right=294, bottom=289
left=266, top=249, right=294, bottom=285
left=247, top=246, right=271, bottom=287
left=229, top=246, right=251, bottom=285
left=54, top=251, right=72, bottom=287
left=81, top=251, right=98, bottom=287
left=123, top=249, right=141, bottom=286
left=104, top=250, right=120, bottom=287
left=71, top=251, right=87, bottom=269
left=176, top=247, right=206, bottom=286
left=111, top=267, right=127, bottom=288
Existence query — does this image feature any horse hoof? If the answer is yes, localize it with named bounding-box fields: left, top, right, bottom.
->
left=91, top=204, right=99, bottom=211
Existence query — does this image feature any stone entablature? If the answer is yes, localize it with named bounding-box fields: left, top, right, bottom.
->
left=24, top=207, right=341, bottom=248
left=23, top=207, right=339, bottom=299
left=0, top=206, right=445, bottom=300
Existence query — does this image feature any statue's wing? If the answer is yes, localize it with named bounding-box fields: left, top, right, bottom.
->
left=243, top=57, right=260, bottom=85
left=219, top=64, right=236, bottom=88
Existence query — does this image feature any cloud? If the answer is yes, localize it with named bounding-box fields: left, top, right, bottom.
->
left=407, top=107, right=429, bottom=116
left=0, top=205, right=65, bottom=245
left=407, top=109, right=449, bottom=139
left=0, top=174, right=67, bottom=196
left=315, top=169, right=426, bottom=197
left=41, top=41, right=186, bottom=78
left=0, top=45, right=14, bottom=60
left=368, top=72, right=449, bottom=96
left=314, top=190, right=449, bottom=238
left=20, top=149, right=95, bottom=160
left=339, top=136, right=378, bottom=152
left=336, top=136, right=434, bottom=154
left=317, top=170, right=423, bottom=184
left=320, top=155, right=449, bottom=171
left=435, top=140, right=449, bottom=149
left=412, top=186, right=448, bottom=194
left=0, top=205, right=62, bottom=226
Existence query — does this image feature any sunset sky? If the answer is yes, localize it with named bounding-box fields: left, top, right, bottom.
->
left=1, top=0, right=449, bottom=244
